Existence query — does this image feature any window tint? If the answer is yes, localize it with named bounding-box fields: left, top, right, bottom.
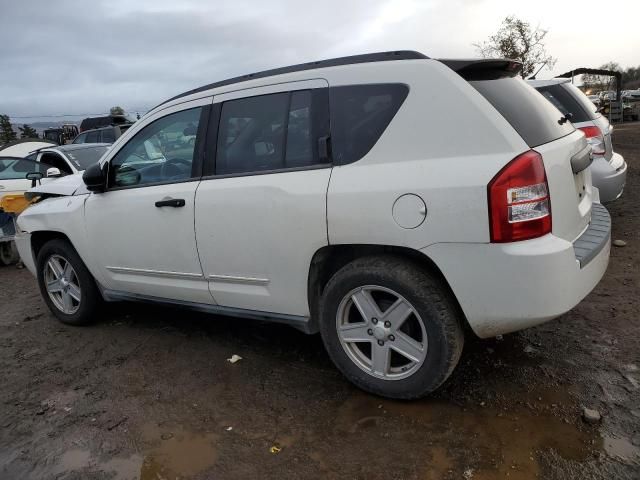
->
left=86, top=130, right=100, bottom=143
left=101, top=128, right=116, bottom=143
left=109, top=107, right=202, bottom=188
left=329, top=84, right=409, bottom=165
left=215, top=89, right=329, bottom=175
left=470, top=77, right=574, bottom=147
left=536, top=84, right=594, bottom=123
left=0, top=157, right=51, bottom=179
left=73, top=133, right=87, bottom=144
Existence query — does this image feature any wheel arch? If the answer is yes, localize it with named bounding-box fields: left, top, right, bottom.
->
left=307, top=244, right=469, bottom=334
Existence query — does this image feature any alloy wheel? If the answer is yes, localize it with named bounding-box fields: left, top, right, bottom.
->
left=44, top=254, right=81, bottom=315
left=336, top=285, right=427, bottom=380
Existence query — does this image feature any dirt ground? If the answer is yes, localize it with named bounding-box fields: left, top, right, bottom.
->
left=1, top=125, right=639, bottom=480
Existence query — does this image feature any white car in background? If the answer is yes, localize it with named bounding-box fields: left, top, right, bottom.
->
left=15, top=52, right=611, bottom=399
left=0, top=144, right=110, bottom=200
left=529, top=79, right=627, bottom=202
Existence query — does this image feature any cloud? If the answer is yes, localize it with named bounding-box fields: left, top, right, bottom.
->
left=0, top=0, right=637, bottom=121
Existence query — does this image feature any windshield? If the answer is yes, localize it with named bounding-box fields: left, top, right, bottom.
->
left=64, top=146, right=109, bottom=170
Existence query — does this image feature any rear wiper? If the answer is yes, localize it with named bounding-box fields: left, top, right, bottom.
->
left=558, top=113, right=573, bottom=125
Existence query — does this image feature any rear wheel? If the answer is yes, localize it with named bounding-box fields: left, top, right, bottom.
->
left=319, top=255, right=464, bottom=399
left=36, top=239, right=102, bottom=325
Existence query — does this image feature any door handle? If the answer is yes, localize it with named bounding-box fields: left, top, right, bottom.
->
left=155, top=198, right=185, bottom=208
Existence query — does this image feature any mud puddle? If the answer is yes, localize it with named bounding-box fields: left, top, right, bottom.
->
left=45, top=424, right=218, bottom=479
left=325, top=389, right=601, bottom=479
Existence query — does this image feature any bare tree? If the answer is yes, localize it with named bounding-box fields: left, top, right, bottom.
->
left=581, top=62, right=622, bottom=93
left=474, top=16, right=556, bottom=78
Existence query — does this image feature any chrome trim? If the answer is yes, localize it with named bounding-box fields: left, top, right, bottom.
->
left=208, top=274, right=269, bottom=286
left=106, top=266, right=203, bottom=279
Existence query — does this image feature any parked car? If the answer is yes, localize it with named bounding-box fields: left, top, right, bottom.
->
left=42, top=124, right=79, bottom=145
left=79, top=113, right=134, bottom=132
left=587, top=94, right=601, bottom=107
left=73, top=124, right=132, bottom=144
left=0, top=139, right=56, bottom=157
left=0, top=144, right=110, bottom=199
left=15, top=52, right=611, bottom=399
left=529, top=79, right=627, bottom=202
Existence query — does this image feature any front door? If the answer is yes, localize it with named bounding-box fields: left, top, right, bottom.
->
left=85, top=98, right=213, bottom=304
left=195, top=81, right=331, bottom=317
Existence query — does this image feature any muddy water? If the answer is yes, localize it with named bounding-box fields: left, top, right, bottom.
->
left=42, top=389, right=603, bottom=479
left=48, top=424, right=218, bottom=480
left=330, top=391, right=600, bottom=480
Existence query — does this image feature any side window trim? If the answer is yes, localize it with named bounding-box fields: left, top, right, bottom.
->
left=104, top=105, right=211, bottom=192
left=204, top=87, right=331, bottom=178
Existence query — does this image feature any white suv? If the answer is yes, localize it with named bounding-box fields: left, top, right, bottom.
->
left=15, top=52, right=611, bottom=399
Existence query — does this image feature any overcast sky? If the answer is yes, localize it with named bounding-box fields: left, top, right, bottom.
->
left=1, top=0, right=638, bottom=122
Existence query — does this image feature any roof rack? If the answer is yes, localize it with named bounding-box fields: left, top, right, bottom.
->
left=157, top=50, right=428, bottom=108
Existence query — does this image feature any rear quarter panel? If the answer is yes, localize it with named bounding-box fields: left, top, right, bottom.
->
left=326, top=60, right=529, bottom=249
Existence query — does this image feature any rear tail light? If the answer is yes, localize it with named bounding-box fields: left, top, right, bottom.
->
left=578, top=126, right=605, bottom=156
left=488, top=150, right=551, bottom=243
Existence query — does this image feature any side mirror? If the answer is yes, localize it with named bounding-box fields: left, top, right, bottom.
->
left=83, top=162, right=106, bottom=192
left=26, top=171, right=44, bottom=188
left=46, top=167, right=62, bottom=178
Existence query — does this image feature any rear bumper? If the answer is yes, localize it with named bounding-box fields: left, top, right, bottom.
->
left=592, top=153, right=627, bottom=203
left=422, top=204, right=611, bottom=338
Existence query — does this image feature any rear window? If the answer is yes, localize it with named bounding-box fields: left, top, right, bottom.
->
left=330, top=84, right=409, bottom=165
left=471, top=77, right=574, bottom=147
left=535, top=84, right=597, bottom=123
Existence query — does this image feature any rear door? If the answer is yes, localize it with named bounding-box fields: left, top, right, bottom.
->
left=194, top=79, right=331, bottom=317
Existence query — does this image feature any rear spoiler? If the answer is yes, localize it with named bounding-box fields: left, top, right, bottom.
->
left=438, top=59, right=522, bottom=80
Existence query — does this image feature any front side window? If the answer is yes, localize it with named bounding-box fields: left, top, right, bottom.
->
left=40, top=152, right=73, bottom=174
left=109, top=107, right=202, bottom=188
left=0, top=157, right=51, bottom=179
left=215, top=89, right=328, bottom=175
left=73, top=133, right=87, bottom=144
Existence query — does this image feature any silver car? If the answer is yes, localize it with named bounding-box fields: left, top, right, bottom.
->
left=529, top=79, right=627, bottom=203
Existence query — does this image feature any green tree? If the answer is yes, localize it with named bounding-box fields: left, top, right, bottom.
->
left=110, top=106, right=125, bottom=116
left=18, top=124, right=39, bottom=139
left=474, top=16, right=556, bottom=78
left=0, top=114, right=17, bottom=145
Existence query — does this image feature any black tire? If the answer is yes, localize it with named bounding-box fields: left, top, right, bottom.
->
left=36, top=238, right=102, bottom=326
left=319, top=255, right=464, bottom=399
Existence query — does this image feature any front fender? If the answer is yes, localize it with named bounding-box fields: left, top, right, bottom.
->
left=16, top=195, right=99, bottom=280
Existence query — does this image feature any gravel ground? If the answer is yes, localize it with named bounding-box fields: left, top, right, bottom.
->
left=1, top=124, right=639, bottom=480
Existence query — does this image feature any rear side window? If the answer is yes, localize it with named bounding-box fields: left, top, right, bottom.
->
left=86, top=130, right=100, bottom=143
left=330, top=84, right=409, bottom=165
left=216, top=89, right=329, bottom=175
left=535, top=84, right=595, bottom=123
left=101, top=128, right=116, bottom=143
left=471, top=77, right=574, bottom=147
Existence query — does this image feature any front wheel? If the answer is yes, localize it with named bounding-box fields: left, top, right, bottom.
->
left=36, top=239, right=102, bottom=325
left=319, top=256, right=464, bottom=399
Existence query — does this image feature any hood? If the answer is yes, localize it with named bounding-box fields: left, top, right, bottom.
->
left=24, top=173, right=89, bottom=200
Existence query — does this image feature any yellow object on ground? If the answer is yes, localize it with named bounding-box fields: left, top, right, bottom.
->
left=0, top=194, right=31, bottom=214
